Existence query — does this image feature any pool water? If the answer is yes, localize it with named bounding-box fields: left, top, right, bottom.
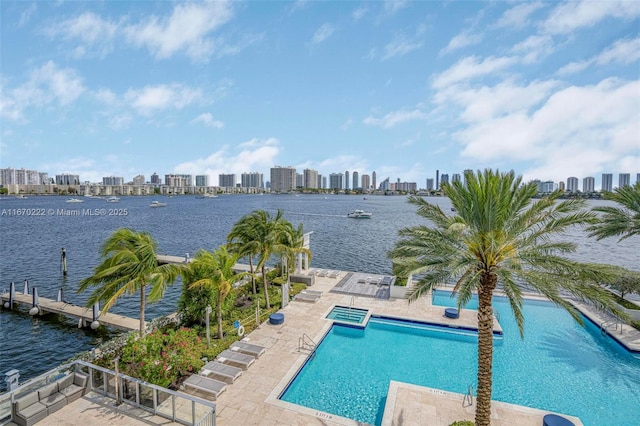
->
left=280, top=295, right=640, bottom=426
left=325, top=306, right=369, bottom=324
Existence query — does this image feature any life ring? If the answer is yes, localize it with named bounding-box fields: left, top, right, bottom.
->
left=237, top=325, right=245, bottom=337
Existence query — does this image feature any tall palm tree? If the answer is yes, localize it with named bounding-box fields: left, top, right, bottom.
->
left=227, top=214, right=261, bottom=295
left=388, top=169, right=618, bottom=426
left=588, top=182, right=640, bottom=241
left=78, top=228, right=182, bottom=337
left=278, top=222, right=312, bottom=282
left=187, top=246, right=243, bottom=339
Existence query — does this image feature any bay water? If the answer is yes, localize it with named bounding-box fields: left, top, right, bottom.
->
left=1, top=194, right=638, bottom=385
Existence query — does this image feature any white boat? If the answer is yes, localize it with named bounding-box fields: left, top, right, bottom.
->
left=66, top=198, right=83, bottom=203
left=347, top=209, right=372, bottom=219
left=15, top=195, right=28, bottom=199
left=106, top=196, right=120, bottom=203
left=195, top=193, right=217, bottom=199
left=150, top=200, right=167, bottom=207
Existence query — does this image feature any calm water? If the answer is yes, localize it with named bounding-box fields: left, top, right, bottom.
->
left=281, top=302, right=640, bottom=426
left=1, top=195, right=638, bottom=386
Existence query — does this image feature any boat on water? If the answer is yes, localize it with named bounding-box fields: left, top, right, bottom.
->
left=150, top=200, right=167, bottom=207
left=347, top=209, right=372, bottom=219
left=106, top=196, right=120, bottom=203
left=66, top=198, right=83, bottom=203
left=195, top=193, right=217, bottom=199
left=15, top=195, right=28, bottom=199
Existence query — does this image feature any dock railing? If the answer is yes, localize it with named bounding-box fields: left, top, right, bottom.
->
left=0, top=360, right=216, bottom=426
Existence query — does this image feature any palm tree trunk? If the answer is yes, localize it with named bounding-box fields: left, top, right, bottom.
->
left=139, top=284, right=146, bottom=337
left=249, top=257, right=256, bottom=295
left=475, top=273, right=497, bottom=426
left=262, top=264, right=270, bottom=309
left=217, top=296, right=224, bottom=339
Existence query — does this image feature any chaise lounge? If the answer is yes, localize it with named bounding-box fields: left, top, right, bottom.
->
left=216, top=349, right=256, bottom=370
left=230, top=341, right=266, bottom=358
left=200, top=361, right=243, bottom=383
left=183, top=375, right=226, bottom=400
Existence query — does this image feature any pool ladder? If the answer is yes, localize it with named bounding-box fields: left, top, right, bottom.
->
left=298, top=333, right=317, bottom=353
left=462, top=384, right=474, bottom=407
left=600, top=317, right=621, bottom=335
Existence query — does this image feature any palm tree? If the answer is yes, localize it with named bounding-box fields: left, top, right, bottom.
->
left=187, top=246, right=243, bottom=339
left=227, top=214, right=261, bottom=295
left=278, top=222, right=312, bottom=282
left=78, top=228, right=182, bottom=337
left=588, top=182, right=640, bottom=241
left=388, top=169, right=619, bottom=426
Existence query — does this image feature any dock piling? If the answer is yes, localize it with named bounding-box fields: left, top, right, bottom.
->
left=91, top=302, right=100, bottom=329
left=56, top=288, right=63, bottom=303
left=61, top=247, right=67, bottom=276
left=29, top=287, right=40, bottom=315
left=22, top=279, right=29, bottom=295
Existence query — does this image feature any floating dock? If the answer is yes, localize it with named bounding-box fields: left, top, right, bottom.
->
left=1, top=291, right=141, bottom=331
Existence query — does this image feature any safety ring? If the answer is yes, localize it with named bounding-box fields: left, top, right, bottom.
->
left=237, top=325, right=245, bottom=337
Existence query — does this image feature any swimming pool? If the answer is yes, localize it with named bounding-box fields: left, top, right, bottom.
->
left=325, top=305, right=369, bottom=324
left=280, top=295, right=640, bottom=425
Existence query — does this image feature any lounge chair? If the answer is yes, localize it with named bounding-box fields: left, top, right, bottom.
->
left=293, top=292, right=321, bottom=303
left=328, top=270, right=340, bottom=278
left=183, top=375, right=226, bottom=399
left=231, top=341, right=266, bottom=358
left=201, top=361, right=243, bottom=383
left=301, top=289, right=322, bottom=296
left=216, top=349, right=256, bottom=370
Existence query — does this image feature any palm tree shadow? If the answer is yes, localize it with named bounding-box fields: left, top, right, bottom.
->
left=537, top=329, right=640, bottom=392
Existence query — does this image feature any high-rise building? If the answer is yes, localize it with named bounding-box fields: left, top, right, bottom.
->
left=637, top=173, right=640, bottom=185
left=619, top=173, right=630, bottom=188
left=195, top=175, right=209, bottom=187
left=322, top=176, right=327, bottom=189
left=558, top=181, right=565, bottom=191
left=601, top=173, right=613, bottom=192
left=103, top=176, right=124, bottom=186
left=379, top=177, right=390, bottom=191
left=241, top=172, right=263, bottom=188
left=352, top=171, right=359, bottom=189
left=566, top=177, right=579, bottom=193
left=463, top=169, right=473, bottom=183
left=165, top=174, right=192, bottom=187
left=303, top=169, right=318, bottom=189
left=150, top=173, right=161, bottom=185
left=583, top=177, right=595, bottom=193
left=441, top=174, right=449, bottom=185
left=270, top=166, right=296, bottom=192
left=361, top=174, right=370, bottom=191
left=451, top=173, right=461, bottom=183
left=372, top=171, right=377, bottom=191
left=345, top=171, right=350, bottom=190
left=317, top=174, right=323, bottom=189
left=329, top=173, right=344, bottom=190
left=132, top=175, right=145, bottom=186
left=426, top=178, right=434, bottom=191
left=219, top=174, right=236, bottom=187
left=436, top=170, right=440, bottom=189
left=56, top=174, right=80, bottom=185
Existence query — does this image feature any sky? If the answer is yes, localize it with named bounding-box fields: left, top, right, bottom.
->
left=1, top=0, right=639, bottom=189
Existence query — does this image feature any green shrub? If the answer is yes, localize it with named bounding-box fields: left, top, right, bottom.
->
left=449, top=421, right=474, bottom=426
left=121, top=327, right=206, bottom=388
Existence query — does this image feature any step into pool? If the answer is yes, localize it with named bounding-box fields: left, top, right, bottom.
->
left=326, top=305, right=369, bottom=325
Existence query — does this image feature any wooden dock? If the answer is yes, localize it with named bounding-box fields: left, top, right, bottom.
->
left=157, top=255, right=257, bottom=273
left=1, top=292, right=142, bottom=331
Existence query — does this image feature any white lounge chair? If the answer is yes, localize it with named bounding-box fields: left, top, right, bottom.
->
left=201, top=361, right=243, bottom=383
left=216, top=349, right=256, bottom=370
left=183, top=375, right=227, bottom=399
left=328, top=270, right=340, bottom=278
left=231, top=341, right=266, bottom=358
left=293, top=292, right=321, bottom=303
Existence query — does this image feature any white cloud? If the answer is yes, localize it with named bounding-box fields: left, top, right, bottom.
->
left=352, top=7, right=367, bottom=21
left=124, top=84, right=202, bottom=116
left=452, top=79, right=640, bottom=183
left=431, top=55, right=518, bottom=89
left=124, top=1, right=235, bottom=60
left=510, top=35, right=555, bottom=63
left=311, top=23, right=335, bottom=45
left=18, top=3, right=37, bottom=27
left=440, top=31, right=482, bottom=56
left=363, top=108, right=428, bottom=129
left=191, top=113, right=224, bottom=128
left=45, top=12, right=118, bottom=58
left=557, top=37, right=640, bottom=75
left=496, top=2, right=544, bottom=29
left=542, top=0, right=640, bottom=35
left=384, top=0, right=409, bottom=15
left=174, top=137, right=280, bottom=183
left=381, top=25, right=426, bottom=60
left=1, top=61, right=85, bottom=121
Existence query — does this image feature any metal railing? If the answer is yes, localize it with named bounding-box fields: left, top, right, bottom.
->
left=462, top=384, right=474, bottom=407
left=298, top=333, right=317, bottom=353
left=0, top=360, right=216, bottom=426
left=601, top=317, right=621, bottom=335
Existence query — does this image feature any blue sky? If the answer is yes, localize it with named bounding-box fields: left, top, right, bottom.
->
left=1, top=0, right=639, bottom=189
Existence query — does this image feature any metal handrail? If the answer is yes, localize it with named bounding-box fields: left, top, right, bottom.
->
left=298, top=333, right=317, bottom=352
left=463, top=384, right=474, bottom=407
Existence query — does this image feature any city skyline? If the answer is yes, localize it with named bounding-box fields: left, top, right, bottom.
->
left=1, top=1, right=639, bottom=188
